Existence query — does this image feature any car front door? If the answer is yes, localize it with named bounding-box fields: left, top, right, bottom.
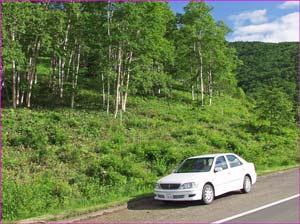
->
left=212, top=156, right=232, bottom=196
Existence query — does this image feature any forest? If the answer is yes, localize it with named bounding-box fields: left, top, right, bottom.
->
left=2, top=2, right=298, bottom=222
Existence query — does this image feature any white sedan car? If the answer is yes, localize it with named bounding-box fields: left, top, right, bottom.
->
left=154, top=153, right=256, bottom=204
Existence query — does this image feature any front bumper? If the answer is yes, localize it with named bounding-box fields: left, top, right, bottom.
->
left=154, top=188, right=202, bottom=201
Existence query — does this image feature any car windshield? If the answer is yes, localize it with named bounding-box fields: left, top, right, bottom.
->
left=175, top=157, right=214, bottom=173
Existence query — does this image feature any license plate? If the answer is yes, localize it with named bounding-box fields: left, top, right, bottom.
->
left=166, top=194, right=172, bottom=199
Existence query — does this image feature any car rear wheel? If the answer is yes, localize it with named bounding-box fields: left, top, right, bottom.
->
left=241, top=175, right=252, bottom=193
left=202, top=184, right=214, bottom=204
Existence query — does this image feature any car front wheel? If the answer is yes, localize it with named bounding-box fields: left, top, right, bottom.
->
left=202, top=184, right=214, bottom=204
left=241, top=175, right=252, bottom=193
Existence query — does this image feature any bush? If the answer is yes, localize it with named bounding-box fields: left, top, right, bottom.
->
left=183, top=135, right=199, bottom=145
left=56, top=145, right=81, bottom=163
left=105, top=171, right=127, bottom=186
left=67, top=118, right=80, bottom=128
left=30, top=146, right=55, bottom=164
left=208, top=133, right=227, bottom=149
left=94, top=141, right=113, bottom=154
left=12, top=127, right=48, bottom=150
left=226, top=137, right=246, bottom=154
left=49, top=127, right=69, bottom=145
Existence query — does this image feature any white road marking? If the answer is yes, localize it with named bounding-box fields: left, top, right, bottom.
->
left=212, top=194, right=300, bottom=223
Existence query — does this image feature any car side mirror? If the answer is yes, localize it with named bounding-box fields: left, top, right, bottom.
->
left=214, top=167, right=223, bottom=172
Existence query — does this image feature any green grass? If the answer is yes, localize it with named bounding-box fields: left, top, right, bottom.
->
left=256, top=164, right=299, bottom=176
left=19, top=192, right=153, bottom=223
left=3, top=80, right=298, bottom=221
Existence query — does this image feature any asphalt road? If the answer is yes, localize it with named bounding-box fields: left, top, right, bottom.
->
left=223, top=197, right=299, bottom=223
left=79, top=168, right=299, bottom=223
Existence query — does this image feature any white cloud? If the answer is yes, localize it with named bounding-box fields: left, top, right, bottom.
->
left=278, top=1, right=299, bottom=9
left=231, top=12, right=299, bottom=42
left=229, top=10, right=268, bottom=28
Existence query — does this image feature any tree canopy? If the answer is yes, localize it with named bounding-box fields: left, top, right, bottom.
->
left=2, top=2, right=238, bottom=113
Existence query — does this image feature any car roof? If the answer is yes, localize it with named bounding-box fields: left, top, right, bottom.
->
left=188, top=153, right=235, bottom=159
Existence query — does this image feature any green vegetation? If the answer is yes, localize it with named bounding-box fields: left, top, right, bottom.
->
left=3, top=90, right=298, bottom=221
left=231, top=42, right=297, bottom=132
left=2, top=2, right=298, bottom=222
left=231, top=42, right=297, bottom=103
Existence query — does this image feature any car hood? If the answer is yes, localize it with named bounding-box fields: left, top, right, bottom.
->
left=158, top=172, right=210, bottom=184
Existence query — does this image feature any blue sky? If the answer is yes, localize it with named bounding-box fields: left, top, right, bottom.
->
left=169, top=1, right=299, bottom=42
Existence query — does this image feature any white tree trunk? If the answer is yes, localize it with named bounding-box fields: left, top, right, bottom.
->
left=106, top=1, right=112, bottom=114
left=60, top=18, right=71, bottom=98
left=52, top=58, right=57, bottom=91
left=27, top=57, right=32, bottom=81
left=107, top=77, right=110, bottom=114
left=71, top=44, right=81, bottom=109
left=209, top=69, right=212, bottom=106
left=26, top=78, right=33, bottom=108
left=122, top=51, right=132, bottom=112
left=198, top=42, right=204, bottom=107
left=196, top=76, right=200, bottom=101
left=27, top=39, right=40, bottom=108
left=34, top=67, right=37, bottom=85
left=192, top=85, right=195, bottom=101
left=16, top=71, right=20, bottom=106
left=11, top=30, right=17, bottom=108
left=114, top=46, right=122, bottom=118
left=66, top=48, right=74, bottom=81
left=58, top=57, right=61, bottom=92
left=102, top=73, right=106, bottom=107
left=20, top=90, right=25, bottom=105
left=208, top=54, right=213, bottom=106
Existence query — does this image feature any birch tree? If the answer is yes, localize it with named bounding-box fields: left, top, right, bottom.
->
left=182, top=2, right=216, bottom=106
left=2, top=3, right=26, bottom=108
left=176, top=2, right=237, bottom=106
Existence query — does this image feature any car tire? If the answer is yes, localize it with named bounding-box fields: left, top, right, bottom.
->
left=241, top=175, right=252, bottom=193
left=202, top=184, right=214, bottom=205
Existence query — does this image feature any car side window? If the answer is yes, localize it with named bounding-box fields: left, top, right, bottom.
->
left=226, top=155, right=243, bottom=168
left=215, top=156, right=228, bottom=170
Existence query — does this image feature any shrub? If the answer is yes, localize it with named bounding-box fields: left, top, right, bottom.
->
left=226, top=137, right=246, bottom=154
left=94, top=141, right=113, bottom=154
left=144, top=141, right=170, bottom=162
left=56, top=145, right=81, bottom=163
left=208, top=133, right=227, bottom=149
left=112, top=132, right=125, bottom=145
left=67, top=118, right=80, bottom=128
left=105, top=171, right=127, bottom=186
left=49, top=127, right=69, bottom=145
left=30, top=146, right=55, bottom=164
left=183, top=135, right=199, bottom=145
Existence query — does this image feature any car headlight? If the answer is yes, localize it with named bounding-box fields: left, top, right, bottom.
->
left=155, top=183, right=161, bottom=189
left=180, top=182, right=197, bottom=189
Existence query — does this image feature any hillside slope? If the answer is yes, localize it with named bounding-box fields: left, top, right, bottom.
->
left=230, top=42, right=297, bottom=103
left=3, top=88, right=298, bottom=221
